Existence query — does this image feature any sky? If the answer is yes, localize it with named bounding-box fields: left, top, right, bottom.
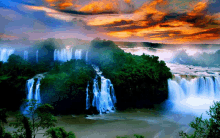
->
left=0, top=0, right=220, bottom=44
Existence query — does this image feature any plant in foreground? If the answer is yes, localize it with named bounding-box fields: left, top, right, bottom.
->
left=179, top=101, right=220, bottom=138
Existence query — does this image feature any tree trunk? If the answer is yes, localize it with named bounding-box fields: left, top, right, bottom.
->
left=21, top=115, right=32, bottom=138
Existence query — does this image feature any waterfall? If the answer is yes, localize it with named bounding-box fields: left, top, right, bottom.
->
left=23, top=77, right=42, bottom=115
left=27, top=79, right=35, bottom=102
left=86, top=51, right=88, bottom=62
left=24, top=51, right=28, bottom=61
left=92, top=76, right=100, bottom=111
left=54, top=48, right=73, bottom=62
left=34, top=78, right=41, bottom=104
left=0, top=48, right=14, bottom=62
left=54, top=49, right=88, bottom=62
left=23, top=78, right=35, bottom=115
left=36, top=50, right=38, bottom=63
left=167, top=74, right=220, bottom=118
left=86, top=82, right=90, bottom=110
left=89, top=65, right=116, bottom=114
left=75, top=49, right=82, bottom=60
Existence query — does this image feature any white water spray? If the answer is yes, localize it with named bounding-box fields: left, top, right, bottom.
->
left=86, top=82, right=90, bottom=110
left=75, top=49, right=82, bottom=60
left=24, top=51, right=28, bottom=61
left=54, top=48, right=73, bottom=62
left=0, top=48, right=14, bottom=62
left=34, top=78, right=41, bottom=104
left=86, top=51, right=88, bottom=62
left=167, top=74, right=220, bottom=118
left=89, top=65, right=117, bottom=114
left=23, top=77, right=42, bottom=115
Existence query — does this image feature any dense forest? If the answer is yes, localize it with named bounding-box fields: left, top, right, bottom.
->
left=0, top=38, right=172, bottom=114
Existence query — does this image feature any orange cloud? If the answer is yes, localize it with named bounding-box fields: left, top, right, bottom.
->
left=0, top=34, right=19, bottom=40
left=96, top=0, right=220, bottom=43
left=188, top=0, right=208, bottom=16
left=107, top=31, right=133, bottom=38
left=79, top=0, right=119, bottom=14
left=39, top=0, right=220, bottom=44
left=87, top=14, right=133, bottom=26
left=44, top=0, right=79, bottom=10
left=124, top=0, right=131, bottom=4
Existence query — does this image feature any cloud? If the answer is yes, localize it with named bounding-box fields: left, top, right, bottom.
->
left=44, top=0, right=80, bottom=10
left=88, top=0, right=220, bottom=43
left=79, top=0, right=119, bottom=14
left=2, top=0, right=220, bottom=43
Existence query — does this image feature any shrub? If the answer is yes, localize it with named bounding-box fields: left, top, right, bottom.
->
left=179, top=101, right=220, bottom=138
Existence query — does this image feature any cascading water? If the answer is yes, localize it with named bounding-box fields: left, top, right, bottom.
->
left=23, top=78, right=35, bottom=115
left=86, top=82, right=90, bottom=110
left=75, top=49, right=82, bottom=60
left=86, top=51, right=88, bottom=62
left=34, top=78, right=41, bottom=104
left=24, top=51, right=28, bottom=61
left=54, top=48, right=73, bottom=62
left=89, top=65, right=117, bottom=114
left=36, top=50, right=38, bottom=63
left=0, top=48, right=14, bottom=62
left=167, top=74, right=220, bottom=118
left=23, top=77, right=42, bottom=115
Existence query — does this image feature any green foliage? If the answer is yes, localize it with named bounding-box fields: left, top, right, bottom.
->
left=0, top=108, right=13, bottom=138
left=0, top=100, right=76, bottom=138
left=179, top=101, right=220, bottom=138
left=0, top=108, right=8, bottom=127
left=0, top=55, right=37, bottom=110
left=0, top=126, right=13, bottom=138
left=40, top=59, right=96, bottom=114
left=0, top=53, right=56, bottom=111
left=116, top=134, right=144, bottom=138
left=134, top=134, right=144, bottom=138
left=44, top=127, right=75, bottom=138
left=33, top=38, right=63, bottom=51
left=9, top=99, right=57, bottom=138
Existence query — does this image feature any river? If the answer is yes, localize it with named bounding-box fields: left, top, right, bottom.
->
left=5, top=108, right=196, bottom=138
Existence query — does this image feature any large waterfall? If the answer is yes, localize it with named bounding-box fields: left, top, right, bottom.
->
left=24, top=51, right=28, bottom=61
left=23, top=77, right=42, bottom=115
left=86, top=82, right=90, bottom=110
left=54, top=48, right=73, bottom=62
left=86, top=51, right=88, bottom=62
left=75, top=49, right=82, bottom=60
left=54, top=48, right=88, bottom=62
left=87, top=65, right=117, bottom=114
left=167, top=74, right=220, bottom=118
left=0, top=48, right=14, bottom=62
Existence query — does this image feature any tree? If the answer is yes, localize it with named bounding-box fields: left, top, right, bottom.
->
left=10, top=99, right=57, bottom=138
left=0, top=108, right=8, bottom=127
left=44, top=127, right=75, bottom=138
left=179, top=101, right=220, bottom=138
left=0, top=108, right=13, bottom=138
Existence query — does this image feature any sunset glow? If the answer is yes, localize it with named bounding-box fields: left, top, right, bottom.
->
left=1, top=0, right=220, bottom=43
